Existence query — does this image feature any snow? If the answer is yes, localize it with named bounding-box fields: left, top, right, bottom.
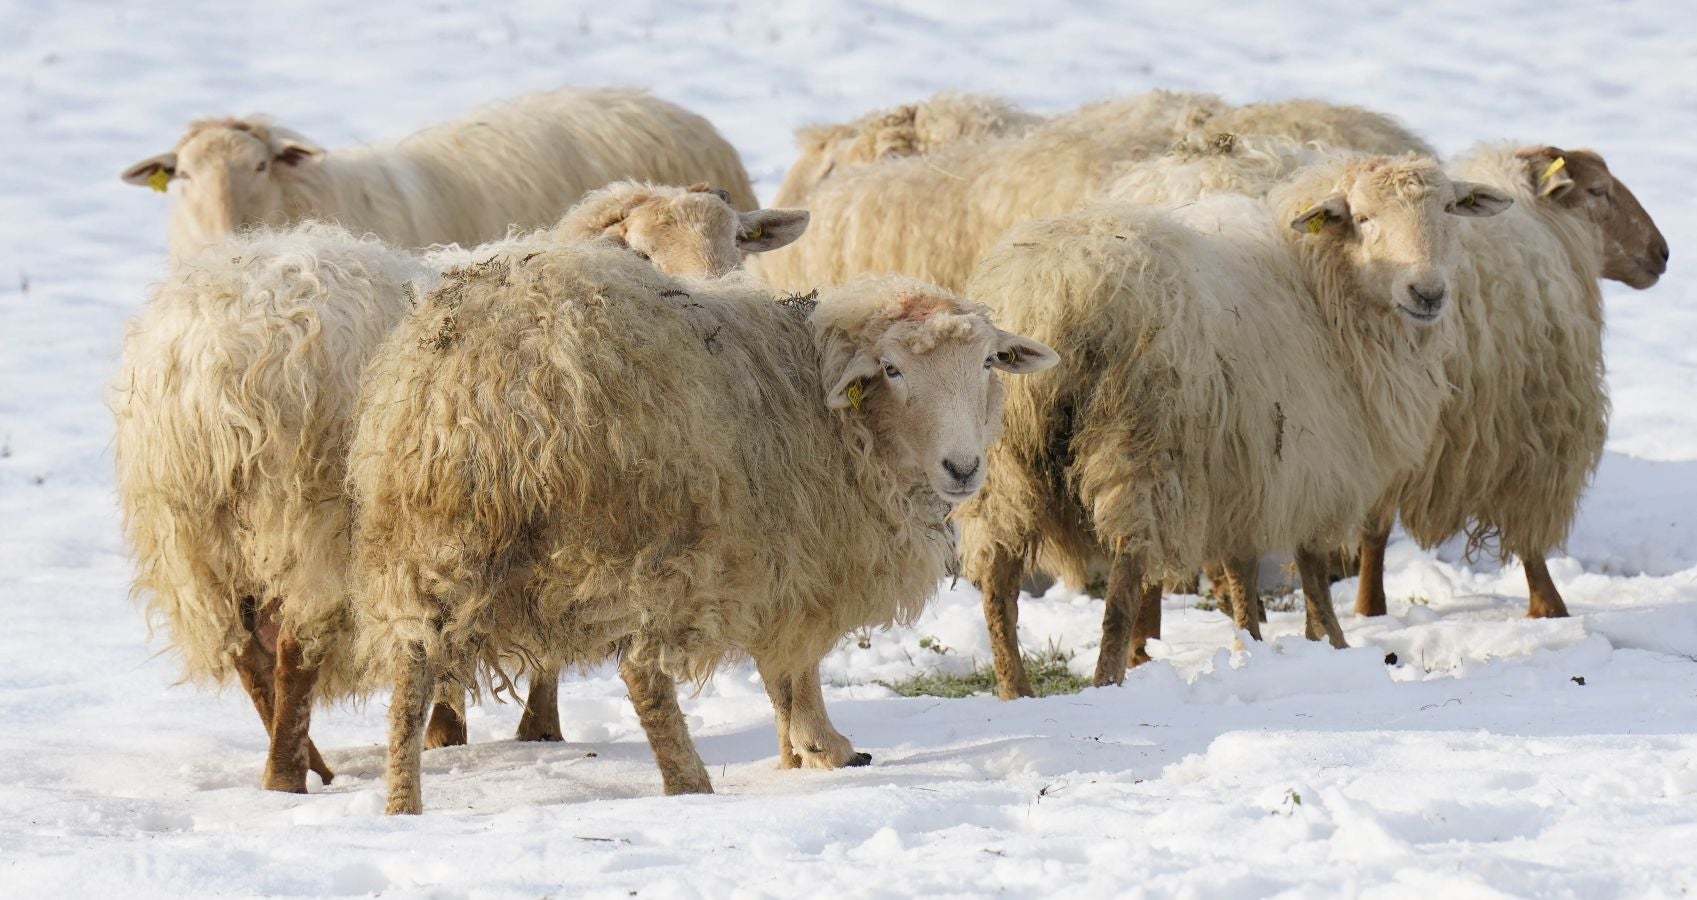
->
left=4, top=1, right=1697, bottom=896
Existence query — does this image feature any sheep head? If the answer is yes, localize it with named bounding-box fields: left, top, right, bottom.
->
left=1284, top=155, right=1511, bottom=325
left=122, top=117, right=324, bottom=254
left=565, top=181, right=809, bottom=277
left=1515, top=146, right=1668, bottom=289
left=816, top=278, right=1058, bottom=504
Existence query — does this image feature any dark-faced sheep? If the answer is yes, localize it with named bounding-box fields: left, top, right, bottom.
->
left=1353, top=146, right=1668, bottom=621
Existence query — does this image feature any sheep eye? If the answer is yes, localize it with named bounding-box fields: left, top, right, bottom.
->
left=256, top=161, right=268, bottom=173
left=176, top=169, right=190, bottom=180
left=882, top=361, right=901, bottom=379
left=633, top=250, right=652, bottom=262
left=1354, top=215, right=1371, bottom=225
left=1587, top=186, right=1609, bottom=198
left=984, top=355, right=995, bottom=369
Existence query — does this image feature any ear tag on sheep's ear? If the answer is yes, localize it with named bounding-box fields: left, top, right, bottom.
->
left=744, top=225, right=763, bottom=241
left=147, top=169, right=172, bottom=193
left=846, top=380, right=864, bottom=412
left=1306, top=216, right=1325, bottom=235
left=1540, top=156, right=1567, bottom=183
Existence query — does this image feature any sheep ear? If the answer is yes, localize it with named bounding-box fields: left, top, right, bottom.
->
left=1446, top=182, right=1513, bottom=218
left=737, top=209, right=810, bottom=253
left=122, top=152, right=176, bottom=189
left=825, top=350, right=882, bottom=410
left=990, top=330, right=1060, bottom=374
left=269, top=128, right=325, bottom=167
left=1518, top=147, right=1575, bottom=199
left=1290, top=194, right=1349, bottom=235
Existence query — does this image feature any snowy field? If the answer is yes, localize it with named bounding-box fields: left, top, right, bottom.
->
left=4, top=1, right=1697, bottom=896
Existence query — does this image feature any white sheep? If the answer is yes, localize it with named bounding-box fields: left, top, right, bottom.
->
left=1353, top=145, right=1669, bottom=620
left=754, top=106, right=1182, bottom=294
left=753, top=92, right=1431, bottom=296
left=346, top=247, right=1057, bottom=813
left=773, top=92, right=1042, bottom=207
left=956, top=155, right=1510, bottom=698
left=122, top=87, right=758, bottom=257
left=111, top=183, right=807, bottom=792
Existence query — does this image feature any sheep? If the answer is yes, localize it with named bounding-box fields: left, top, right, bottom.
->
left=753, top=92, right=1429, bottom=296
left=1202, top=98, right=1435, bottom=158
left=955, top=154, right=1511, bottom=699
left=753, top=105, right=1187, bottom=295
left=111, top=182, right=807, bottom=792
left=346, top=246, right=1057, bottom=813
left=122, top=87, right=759, bottom=258
left=773, top=92, right=1043, bottom=207
left=1352, top=145, right=1669, bottom=620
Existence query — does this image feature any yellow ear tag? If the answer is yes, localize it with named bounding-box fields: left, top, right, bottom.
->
left=1306, top=215, right=1325, bottom=235
left=745, top=225, right=762, bottom=241
left=1540, top=156, right=1567, bottom=182
left=147, top=169, right=172, bottom=193
left=846, top=380, right=864, bottom=411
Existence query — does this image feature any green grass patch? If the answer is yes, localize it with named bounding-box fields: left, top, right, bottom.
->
left=876, top=647, right=1088, bottom=699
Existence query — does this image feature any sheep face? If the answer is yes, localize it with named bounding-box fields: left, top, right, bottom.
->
left=826, top=292, right=1058, bottom=503
left=588, top=185, right=810, bottom=277
left=122, top=120, right=324, bottom=253
left=1290, top=159, right=1511, bottom=325
left=1517, top=147, right=1668, bottom=289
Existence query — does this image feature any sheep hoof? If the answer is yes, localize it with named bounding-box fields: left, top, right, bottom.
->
left=424, top=705, right=468, bottom=749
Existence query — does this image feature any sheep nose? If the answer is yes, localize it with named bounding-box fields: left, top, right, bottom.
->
left=1655, top=240, right=1671, bottom=270
left=942, top=456, right=981, bottom=483
left=1408, top=284, right=1446, bottom=308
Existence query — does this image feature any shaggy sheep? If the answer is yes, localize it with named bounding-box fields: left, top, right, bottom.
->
left=122, top=87, right=758, bottom=257
left=773, top=92, right=1042, bottom=207
left=111, top=182, right=806, bottom=792
left=347, top=247, right=1056, bottom=813
left=1353, top=145, right=1668, bottom=620
left=754, top=92, right=1430, bottom=296
left=955, top=155, right=1510, bottom=699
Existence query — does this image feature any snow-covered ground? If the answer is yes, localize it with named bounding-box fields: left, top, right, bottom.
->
left=4, top=1, right=1697, bottom=896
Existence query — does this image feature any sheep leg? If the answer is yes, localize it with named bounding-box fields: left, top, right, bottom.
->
left=980, top=546, right=1034, bottom=700
left=1127, top=581, right=1163, bottom=668
left=1201, top=561, right=1230, bottom=620
left=234, top=635, right=334, bottom=785
left=788, top=664, right=870, bottom=769
left=261, top=626, right=320, bottom=793
left=516, top=667, right=563, bottom=742
left=424, top=688, right=468, bottom=749
left=385, top=643, right=432, bottom=815
left=1354, top=515, right=1393, bottom=617
left=1094, top=551, right=1147, bottom=687
left=1295, top=546, right=1349, bottom=649
left=756, top=657, right=801, bottom=769
left=1523, top=555, right=1570, bottom=618
left=619, top=657, right=712, bottom=795
left=1221, top=556, right=1263, bottom=642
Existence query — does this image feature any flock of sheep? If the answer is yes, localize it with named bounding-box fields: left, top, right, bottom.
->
left=110, top=84, right=1670, bottom=814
